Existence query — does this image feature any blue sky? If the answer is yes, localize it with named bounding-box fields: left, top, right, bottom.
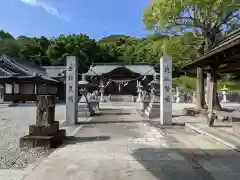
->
left=1, top=0, right=150, bottom=40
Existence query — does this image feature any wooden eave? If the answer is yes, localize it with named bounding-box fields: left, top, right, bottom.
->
left=183, top=28, right=240, bottom=73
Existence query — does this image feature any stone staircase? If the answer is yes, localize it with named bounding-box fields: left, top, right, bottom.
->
left=108, top=95, right=136, bottom=102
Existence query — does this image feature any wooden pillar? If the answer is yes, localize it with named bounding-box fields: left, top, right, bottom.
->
left=196, top=67, right=205, bottom=109
left=207, top=65, right=217, bottom=127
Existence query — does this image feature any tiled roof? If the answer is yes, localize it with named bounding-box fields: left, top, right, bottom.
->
left=0, top=55, right=58, bottom=82
left=84, top=64, right=156, bottom=76
left=42, top=66, right=66, bottom=77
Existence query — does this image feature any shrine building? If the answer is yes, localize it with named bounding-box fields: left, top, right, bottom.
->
left=0, top=55, right=60, bottom=103
left=84, top=63, right=156, bottom=95
left=0, top=55, right=157, bottom=103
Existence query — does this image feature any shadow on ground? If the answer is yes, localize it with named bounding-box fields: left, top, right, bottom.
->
left=76, top=120, right=150, bottom=125
left=64, top=136, right=111, bottom=144
left=94, top=112, right=132, bottom=116
left=131, top=147, right=240, bottom=180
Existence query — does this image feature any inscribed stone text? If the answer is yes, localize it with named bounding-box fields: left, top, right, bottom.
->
left=164, top=85, right=170, bottom=92
left=164, top=76, right=170, bottom=81
left=164, top=65, right=170, bottom=73
left=164, top=96, right=171, bottom=102
left=68, top=75, right=73, bottom=81
left=68, top=96, right=73, bottom=102
left=68, top=65, right=73, bottom=72
left=68, top=86, right=73, bottom=92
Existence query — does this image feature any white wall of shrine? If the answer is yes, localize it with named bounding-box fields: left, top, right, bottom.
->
left=2, top=83, right=57, bottom=95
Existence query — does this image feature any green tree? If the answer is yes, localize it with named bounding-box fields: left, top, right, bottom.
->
left=143, top=0, right=240, bottom=110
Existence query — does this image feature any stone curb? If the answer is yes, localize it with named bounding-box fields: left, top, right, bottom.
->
left=185, top=123, right=240, bottom=152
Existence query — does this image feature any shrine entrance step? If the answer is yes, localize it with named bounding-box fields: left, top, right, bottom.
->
left=108, top=95, right=135, bottom=102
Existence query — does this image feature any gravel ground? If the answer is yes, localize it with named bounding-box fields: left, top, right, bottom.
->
left=0, top=105, right=65, bottom=169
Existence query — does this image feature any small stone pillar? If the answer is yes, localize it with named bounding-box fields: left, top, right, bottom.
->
left=20, top=95, right=66, bottom=149
left=136, top=81, right=143, bottom=102
left=221, top=85, right=228, bottom=103
left=99, top=79, right=105, bottom=102
left=140, top=91, right=147, bottom=112
left=175, top=87, right=180, bottom=103
left=175, top=87, right=184, bottom=103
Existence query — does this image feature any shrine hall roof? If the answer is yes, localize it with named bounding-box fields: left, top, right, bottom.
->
left=42, top=66, right=66, bottom=77
left=84, top=63, right=156, bottom=76
left=0, top=55, right=58, bottom=82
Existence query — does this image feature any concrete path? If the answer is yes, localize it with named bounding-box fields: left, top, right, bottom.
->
left=21, top=105, right=240, bottom=180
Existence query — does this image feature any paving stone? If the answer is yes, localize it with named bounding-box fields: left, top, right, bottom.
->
left=98, top=160, right=128, bottom=170
left=69, top=159, right=99, bottom=170
left=200, top=161, right=228, bottom=172
left=161, top=170, right=204, bottom=180
left=75, top=170, right=95, bottom=180
left=15, top=104, right=240, bottom=180
left=92, top=169, right=127, bottom=180
left=210, top=172, right=240, bottom=180
left=145, top=138, right=158, bottom=142
left=114, top=152, right=141, bottom=161
left=158, top=160, right=194, bottom=171
left=125, top=170, right=162, bottom=180
left=141, top=152, right=171, bottom=161
left=168, top=152, right=186, bottom=161
left=127, top=161, right=146, bottom=170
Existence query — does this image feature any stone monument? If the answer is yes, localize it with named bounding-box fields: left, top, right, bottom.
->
left=66, top=56, right=78, bottom=125
left=20, top=95, right=66, bottom=149
left=160, top=56, right=172, bottom=125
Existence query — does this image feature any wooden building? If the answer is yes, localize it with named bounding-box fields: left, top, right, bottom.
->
left=84, top=63, right=156, bottom=95
left=0, top=55, right=59, bottom=102
left=183, top=28, right=240, bottom=126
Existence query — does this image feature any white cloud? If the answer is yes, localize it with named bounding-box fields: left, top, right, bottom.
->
left=20, top=0, right=69, bottom=21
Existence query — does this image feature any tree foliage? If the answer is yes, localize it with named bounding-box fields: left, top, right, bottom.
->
left=0, top=30, right=194, bottom=76
left=143, top=0, right=240, bottom=53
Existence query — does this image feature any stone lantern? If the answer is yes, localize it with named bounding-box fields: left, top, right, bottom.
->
left=145, top=74, right=160, bottom=118
left=149, top=74, right=160, bottom=103
left=78, top=74, right=97, bottom=117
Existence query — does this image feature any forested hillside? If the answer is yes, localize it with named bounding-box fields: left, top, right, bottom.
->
left=0, top=30, right=196, bottom=77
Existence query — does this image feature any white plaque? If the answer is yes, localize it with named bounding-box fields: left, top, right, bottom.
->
left=66, top=56, right=78, bottom=125
left=160, top=56, right=172, bottom=125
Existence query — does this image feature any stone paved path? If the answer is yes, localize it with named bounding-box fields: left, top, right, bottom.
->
left=19, top=105, right=240, bottom=180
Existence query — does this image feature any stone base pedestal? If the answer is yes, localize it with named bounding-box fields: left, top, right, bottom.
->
left=78, top=103, right=93, bottom=117
left=78, top=96, right=94, bottom=117
left=145, top=102, right=160, bottom=119
left=20, top=95, right=66, bottom=149
left=20, top=121, right=66, bottom=149
left=29, top=121, right=60, bottom=136
left=20, top=129, right=66, bottom=149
